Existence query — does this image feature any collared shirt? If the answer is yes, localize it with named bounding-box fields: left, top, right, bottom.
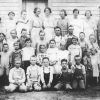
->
left=9, top=67, right=25, bottom=83
left=26, top=65, right=40, bottom=82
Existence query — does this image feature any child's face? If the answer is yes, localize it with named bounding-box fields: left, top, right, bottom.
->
left=9, top=14, right=15, bottom=20
left=49, top=41, right=56, bottom=48
left=59, top=11, right=65, bottom=18
left=21, top=12, right=27, bottom=19
left=55, top=28, right=61, bottom=36
left=3, top=45, right=9, bottom=52
left=86, top=50, right=91, bottom=56
left=15, top=60, right=21, bottom=68
left=72, top=39, right=77, bottom=45
left=30, top=57, right=36, bottom=65
left=36, top=8, right=41, bottom=16
left=40, top=45, right=46, bottom=53
left=10, top=30, right=17, bottom=38
left=26, top=40, right=31, bottom=47
left=90, top=48, right=97, bottom=55
left=61, top=61, right=68, bottom=70
left=14, top=43, right=19, bottom=50
left=79, top=33, right=85, bottom=40
left=75, top=58, right=81, bottom=65
left=43, top=59, right=49, bottom=67
left=90, top=36, right=95, bottom=43
left=85, top=11, right=91, bottom=18
left=0, top=34, right=4, bottom=42
left=69, top=27, right=74, bottom=34
left=21, top=30, right=27, bottom=36
left=39, top=32, right=45, bottom=40
left=45, top=9, right=50, bottom=16
left=73, top=11, right=79, bottom=17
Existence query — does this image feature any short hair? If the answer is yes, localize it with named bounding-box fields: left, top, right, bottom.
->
left=39, top=44, right=46, bottom=49
left=34, top=7, right=40, bottom=13
left=72, top=36, right=78, bottom=41
left=30, top=55, right=36, bottom=59
left=79, top=32, right=85, bottom=36
left=61, top=59, right=67, bottom=64
left=10, top=29, right=17, bottom=34
left=21, top=28, right=27, bottom=33
left=0, top=33, right=6, bottom=38
left=74, top=55, right=81, bottom=60
left=21, top=10, right=27, bottom=15
left=13, top=41, right=19, bottom=46
left=44, top=7, right=52, bottom=13
left=25, top=38, right=31, bottom=43
left=73, top=9, right=79, bottom=14
left=8, top=11, right=15, bottom=16
left=68, top=25, right=74, bottom=30
left=39, top=30, right=45, bottom=36
left=42, top=57, right=49, bottom=62
left=60, top=9, right=67, bottom=16
left=3, top=43, right=8, bottom=47
left=49, top=39, right=56, bottom=44
left=85, top=10, right=92, bottom=16
left=54, top=26, right=61, bottom=31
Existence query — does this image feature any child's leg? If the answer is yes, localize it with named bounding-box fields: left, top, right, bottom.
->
left=79, top=80, right=85, bottom=89
left=5, top=84, right=18, bottom=92
left=26, top=81, right=33, bottom=91
left=19, top=83, right=27, bottom=92
left=54, top=82, right=63, bottom=90
left=72, top=80, right=78, bottom=89
left=34, top=83, right=41, bottom=91
left=65, top=83, right=72, bottom=90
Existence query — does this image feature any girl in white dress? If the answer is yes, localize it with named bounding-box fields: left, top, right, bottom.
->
left=83, top=10, right=97, bottom=43
left=69, top=9, right=84, bottom=38
left=30, top=8, right=43, bottom=47
left=16, top=10, right=29, bottom=38
left=43, top=7, right=56, bottom=42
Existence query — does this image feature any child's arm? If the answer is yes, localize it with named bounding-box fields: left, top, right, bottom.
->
left=9, top=69, right=16, bottom=84
left=48, top=67, right=53, bottom=85
left=40, top=68, right=45, bottom=84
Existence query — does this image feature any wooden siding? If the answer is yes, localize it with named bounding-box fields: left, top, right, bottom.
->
left=0, top=0, right=22, bottom=21
left=48, top=0, right=100, bottom=19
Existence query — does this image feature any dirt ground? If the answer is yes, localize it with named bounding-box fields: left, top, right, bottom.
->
left=1, top=87, right=100, bottom=100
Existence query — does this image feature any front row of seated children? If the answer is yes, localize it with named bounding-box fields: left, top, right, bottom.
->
left=4, top=54, right=86, bottom=92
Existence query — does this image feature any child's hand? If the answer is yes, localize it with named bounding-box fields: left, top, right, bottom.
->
left=47, top=83, right=51, bottom=88
left=43, top=83, right=47, bottom=89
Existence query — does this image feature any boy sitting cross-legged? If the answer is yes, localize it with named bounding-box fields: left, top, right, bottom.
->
left=26, top=55, right=41, bottom=91
left=4, top=58, right=27, bottom=92
left=54, top=59, right=72, bottom=90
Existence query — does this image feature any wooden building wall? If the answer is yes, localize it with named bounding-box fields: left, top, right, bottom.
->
left=0, top=0, right=22, bottom=21
left=48, top=0, right=100, bottom=19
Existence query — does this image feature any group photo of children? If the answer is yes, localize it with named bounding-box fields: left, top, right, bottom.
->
left=0, top=6, right=100, bottom=93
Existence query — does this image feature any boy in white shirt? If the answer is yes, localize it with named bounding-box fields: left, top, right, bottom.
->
left=22, top=38, right=35, bottom=72
left=26, top=55, right=41, bottom=91
left=4, top=59, right=27, bottom=92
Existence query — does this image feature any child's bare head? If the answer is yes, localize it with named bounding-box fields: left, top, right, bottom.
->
left=61, top=59, right=68, bottom=70
left=3, top=43, right=9, bottom=52
left=42, top=57, right=49, bottom=67
left=30, top=55, right=37, bottom=66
